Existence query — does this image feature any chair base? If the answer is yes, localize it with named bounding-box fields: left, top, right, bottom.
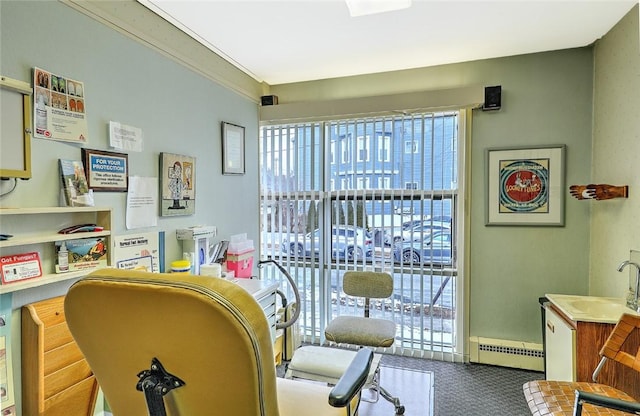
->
left=286, top=346, right=405, bottom=415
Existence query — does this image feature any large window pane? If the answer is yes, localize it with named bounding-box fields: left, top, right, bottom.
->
left=260, top=112, right=459, bottom=358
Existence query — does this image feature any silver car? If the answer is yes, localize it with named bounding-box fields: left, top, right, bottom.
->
left=393, top=230, right=453, bottom=265
left=282, top=226, right=373, bottom=260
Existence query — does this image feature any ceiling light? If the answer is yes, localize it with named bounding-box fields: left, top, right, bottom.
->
left=345, top=0, right=411, bottom=17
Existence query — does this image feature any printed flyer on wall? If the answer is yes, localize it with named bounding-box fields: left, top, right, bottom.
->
left=33, top=67, right=88, bottom=143
left=113, top=232, right=160, bottom=273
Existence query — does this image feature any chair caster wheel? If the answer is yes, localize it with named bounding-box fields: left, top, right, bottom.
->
left=395, top=405, right=405, bottom=415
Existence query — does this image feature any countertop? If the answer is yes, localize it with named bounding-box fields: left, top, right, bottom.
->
left=546, top=293, right=639, bottom=324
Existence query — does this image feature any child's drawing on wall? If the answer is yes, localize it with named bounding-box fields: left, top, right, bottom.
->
left=160, top=153, right=196, bottom=216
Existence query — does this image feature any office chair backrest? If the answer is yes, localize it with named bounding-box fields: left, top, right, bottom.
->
left=343, top=271, right=393, bottom=318
left=343, top=271, right=393, bottom=299
left=65, top=269, right=280, bottom=416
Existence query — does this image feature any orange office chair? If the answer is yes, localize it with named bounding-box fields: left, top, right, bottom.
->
left=523, top=313, right=640, bottom=415
left=64, top=269, right=373, bottom=416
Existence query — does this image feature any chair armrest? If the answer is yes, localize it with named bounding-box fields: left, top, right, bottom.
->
left=573, top=390, right=640, bottom=415
left=328, top=348, right=374, bottom=408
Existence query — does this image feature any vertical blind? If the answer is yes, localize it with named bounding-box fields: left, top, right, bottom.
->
left=259, top=111, right=460, bottom=360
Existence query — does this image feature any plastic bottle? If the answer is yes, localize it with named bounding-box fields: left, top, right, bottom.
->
left=58, top=242, right=69, bottom=272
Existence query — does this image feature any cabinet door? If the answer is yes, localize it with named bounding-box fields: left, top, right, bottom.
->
left=545, top=305, right=576, bottom=381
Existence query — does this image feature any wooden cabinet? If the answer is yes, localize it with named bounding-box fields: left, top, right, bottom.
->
left=22, top=296, right=98, bottom=416
left=545, top=303, right=640, bottom=400
left=0, top=207, right=112, bottom=294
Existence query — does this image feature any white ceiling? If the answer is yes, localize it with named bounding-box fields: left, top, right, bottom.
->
left=141, top=0, right=637, bottom=85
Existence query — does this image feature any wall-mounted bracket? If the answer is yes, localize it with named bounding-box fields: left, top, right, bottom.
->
left=569, top=184, right=628, bottom=200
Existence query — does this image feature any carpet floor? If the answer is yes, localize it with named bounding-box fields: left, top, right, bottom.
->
left=278, top=351, right=542, bottom=415
left=380, top=354, right=542, bottom=416
left=358, top=365, right=434, bottom=416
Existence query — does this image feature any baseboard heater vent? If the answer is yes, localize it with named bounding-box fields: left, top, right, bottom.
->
left=470, top=336, right=544, bottom=371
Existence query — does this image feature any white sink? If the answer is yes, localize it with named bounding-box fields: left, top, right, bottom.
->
left=546, top=294, right=638, bottom=323
left=566, top=299, right=629, bottom=318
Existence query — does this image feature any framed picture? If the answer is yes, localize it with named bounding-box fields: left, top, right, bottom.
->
left=222, top=122, right=245, bottom=175
left=159, top=152, right=196, bottom=216
left=81, top=148, right=128, bottom=192
left=485, top=145, right=566, bottom=226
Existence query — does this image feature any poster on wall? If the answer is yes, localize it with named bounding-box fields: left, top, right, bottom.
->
left=33, top=67, right=88, bottom=143
left=159, top=152, right=195, bottom=217
left=485, top=145, right=565, bottom=226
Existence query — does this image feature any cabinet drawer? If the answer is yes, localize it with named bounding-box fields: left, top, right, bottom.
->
left=256, top=290, right=276, bottom=310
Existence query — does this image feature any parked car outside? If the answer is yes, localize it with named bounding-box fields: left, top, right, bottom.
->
left=393, top=230, right=453, bottom=265
left=281, top=225, right=373, bottom=260
left=384, top=217, right=452, bottom=244
left=383, top=220, right=425, bottom=245
left=400, top=220, right=451, bottom=242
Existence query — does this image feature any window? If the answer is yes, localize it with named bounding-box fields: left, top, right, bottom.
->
left=356, top=177, right=370, bottom=189
left=378, top=177, right=390, bottom=189
left=260, top=111, right=461, bottom=360
left=341, top=137, right=351, bottom=164
left=356, top=136, right=370, bottom=162
left=405, top=140, right=419, bottom=154
left=330, top=140, right=336, bottom=164
left=378, top=135, right=390, bottom=162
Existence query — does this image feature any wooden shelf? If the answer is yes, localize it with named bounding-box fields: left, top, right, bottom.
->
left=0, top=230, right=110, bottom=248
left=0, top=268, right=101, bottom=294
left=0, top=207, right=112, bottom=293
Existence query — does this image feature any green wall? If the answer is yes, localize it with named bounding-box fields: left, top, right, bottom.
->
left=272, top=48, right=595, bottom=344
left=590, top=5, right=640, bottom=297
left=469, top=50, right=593, bottom=342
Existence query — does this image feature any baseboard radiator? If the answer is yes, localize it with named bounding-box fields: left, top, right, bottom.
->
left=470, top=336, right=544, bottom=371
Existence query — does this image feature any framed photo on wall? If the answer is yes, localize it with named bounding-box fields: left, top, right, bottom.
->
left=485, top=144, right=566, bottom=226
left=221, top=122, right=245, bottom=175
left=159, top=152, right=196, bottom=216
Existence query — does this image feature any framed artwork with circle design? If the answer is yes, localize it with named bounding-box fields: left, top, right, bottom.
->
left=485, top=144, right=565, bottom=226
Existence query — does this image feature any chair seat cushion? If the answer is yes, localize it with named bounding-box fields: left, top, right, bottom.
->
left=286, top=345, right=381, bottom=385
left=277, top=377, right=357, bottom=416
left=523, top=380, right=638, bottom=416
left=324, top=316, right=396, bottom=347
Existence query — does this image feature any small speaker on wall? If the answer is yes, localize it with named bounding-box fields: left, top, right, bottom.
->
left=483, top=85, right=501, bottom=111
left=261, top=95, right=279, bottom=106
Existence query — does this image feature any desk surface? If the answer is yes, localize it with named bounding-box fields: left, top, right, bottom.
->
left=234, top=278, right=278, bottom=299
